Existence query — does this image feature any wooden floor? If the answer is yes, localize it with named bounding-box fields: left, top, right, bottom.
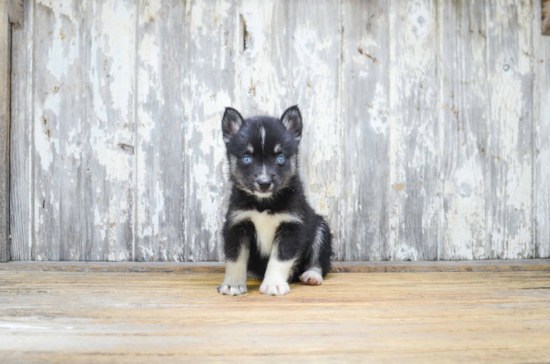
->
left=1, top=269, right=550, bottom=363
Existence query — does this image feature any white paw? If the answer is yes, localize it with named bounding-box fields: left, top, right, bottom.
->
left=300, top=269, right=323, bottom=285
left=259, top=279, right=290, bottom=296
left=217, top=283, right=247, bottom=296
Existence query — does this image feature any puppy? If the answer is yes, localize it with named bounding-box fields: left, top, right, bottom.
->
left=217, top=105, right=332, bottom=296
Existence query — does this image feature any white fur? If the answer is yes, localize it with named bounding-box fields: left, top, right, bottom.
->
left=229, top=210, right=302, bottom=257
left=253, top=191, right=273, bottom=198
left=219, top=246, right=249, bottom=296
left=260, top=254, right=295, bottom=296
left=274, top=144, right=281, bottom=153
left=300, top=266, right=323, bottom=285
left=260, top=127, right=266, bottom=152
left=246, top=144, right=254, bottom=154
left=311, top=224, right=325, bottom=264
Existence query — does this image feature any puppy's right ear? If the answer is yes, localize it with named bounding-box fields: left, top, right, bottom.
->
left=222, top=107, right=245, bottom=143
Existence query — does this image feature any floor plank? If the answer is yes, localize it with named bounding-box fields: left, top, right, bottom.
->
left=1, top=271, right=549, bottom=363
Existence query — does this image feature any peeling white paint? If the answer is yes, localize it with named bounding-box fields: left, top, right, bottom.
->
left=12, top=0, right=548, bottom=263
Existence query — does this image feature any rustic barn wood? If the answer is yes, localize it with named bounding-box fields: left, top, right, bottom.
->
left=439, top=0, right=488, bottom=260
left=387, top=0, right=439, bottom=261
left=8, top=0, right=550, bottom=262
left=340, top=0, right=389, bottom=261
left=0, top=0, right=11, bottom=262
left=536, top=0, right=550, bottom=257
left=487, top=0, right=534, bottom=259
left=2, top=259, right=550, bottom=273
left=543, top=0, right=550, bottom=35
left=1, top=269, right=550, bottom=362
left=1, top=0, right=23, bottom=263
left=9, top=0, right=30, bottom=261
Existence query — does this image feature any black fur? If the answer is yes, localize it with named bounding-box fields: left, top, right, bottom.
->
left=221, top=106, right=332, bottom=283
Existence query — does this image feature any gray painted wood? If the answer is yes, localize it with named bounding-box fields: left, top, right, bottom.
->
left=386, top=0, right=440, bottom=261
left=8, top=0, right=23, bottom=27
left=81, top=0, right=135, bottom=261
left=239, top=0, right=342, bottom=258
left=180, top=0, right=239, bottom=262
left=32, top=0, right=135, bottom=261
left=135, top=0, right=187, bottom=261
left=536, top=0, right=550, bottom=258
left=9, top=0, right=32, bottom=261
left=8, top=0, right=550, bottom=261
left=543, top=0, right=550, bottom=35
left=439, top=0, right=488, bottom=260
left=486, top=0, right=534, bottom=259
left=0, top=0, right=11, bottom=262
left=340, top=0, right=389, bottom=261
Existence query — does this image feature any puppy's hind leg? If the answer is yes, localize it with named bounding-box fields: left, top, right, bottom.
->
left=300, top=220, right=332, bottom=286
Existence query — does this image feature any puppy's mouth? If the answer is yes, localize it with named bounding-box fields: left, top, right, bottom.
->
left=253, top=191, right=273, bottom=198
left=253, top=183, right=274, bottom=198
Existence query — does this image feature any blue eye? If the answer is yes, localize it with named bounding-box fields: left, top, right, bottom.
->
left=277, top=155, right=286, bottom=164
left=243, top=156, right=252, bottom=164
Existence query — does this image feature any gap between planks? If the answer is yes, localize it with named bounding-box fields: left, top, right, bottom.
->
left=0, top=259, right=548, bottom=273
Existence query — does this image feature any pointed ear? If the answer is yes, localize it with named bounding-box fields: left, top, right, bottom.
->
left=280, top=105, right=303, bottom=141
left=222, top=107, right=245, bottom=143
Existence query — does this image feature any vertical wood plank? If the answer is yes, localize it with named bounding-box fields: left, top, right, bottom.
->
left=340, top=0, right=389, bottom=261
left=0, top=0, right=11, bottom=262
left=32, top=0, right=82, bottom=260
left=181, top=0, right=239, bottom=261
left=535, top=0, right=550, bottom=258
left=10, top=0, right=33, bottom=261
left=33, top=0, right=135, bottom=261
left=135, top=0, right=186, bottom=262
left=239, top=0, right=342, bottom=258
left=439, top=0, right=489, bottom=260
left=82, top=0, right=136, bottom=261
left=387, top=0, right=440, bottom=261
left=486, top=0, right=534, bottom=259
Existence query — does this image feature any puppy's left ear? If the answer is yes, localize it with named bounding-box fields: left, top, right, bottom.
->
left=280, top=105, right=302, bottom=142
left=222, top=107, right=245, bottom=143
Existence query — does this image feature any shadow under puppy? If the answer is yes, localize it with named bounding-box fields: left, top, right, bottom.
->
left=218, top=105, right=332, bottom=296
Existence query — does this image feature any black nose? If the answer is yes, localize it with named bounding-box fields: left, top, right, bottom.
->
left=257, top=178, right=272, bottom=191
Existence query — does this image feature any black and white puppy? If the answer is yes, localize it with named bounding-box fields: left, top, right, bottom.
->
left=218, top=105, right=332, bottom=296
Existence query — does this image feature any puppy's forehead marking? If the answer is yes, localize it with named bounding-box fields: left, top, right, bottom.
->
left=246, top=143, right=254, bottom=154
left=260, top=127, right=266, bottom=153
left=274, top=144, right=281, bottom=153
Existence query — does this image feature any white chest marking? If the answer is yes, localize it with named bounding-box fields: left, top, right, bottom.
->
left=229, top=210, right=302, bottom=257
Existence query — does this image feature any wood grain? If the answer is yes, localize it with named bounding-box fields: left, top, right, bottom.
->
left=439, top=0, right=488, bottom=260
left=7, top=1, right=550, bottom=262
left=340, top=0, right=389, bottom=261
left=387, top=0, right=440, bottom=261
left=486, top=0, right=534, bottom=259
left=1, top=259, right=549, bottom=273
left=32, top=0, right=79, bottom=260
left=543, top=0, right=550, bottom=35
left=1, top=270, right=550, bottom=363
left=239, top=0, right=342, bottom=257
left=181, top=0, right=238, bottom=262
left=82, top=0, right=136, bottom=261
left=8, top=0, right=23, bottom=28
left=0, top=0, right=11, bottom=262
left=9, top=0, right=32, bottom=261
left=135, top=0, right=186, bottom=262
left=31, top=0, right=136, bottom=261
left=536, top=0, right=550, bottom=258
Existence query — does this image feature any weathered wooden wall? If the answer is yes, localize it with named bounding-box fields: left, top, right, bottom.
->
left=1, top=0, right=24, bottom=262
left=8, top=0, right=550, bottom=262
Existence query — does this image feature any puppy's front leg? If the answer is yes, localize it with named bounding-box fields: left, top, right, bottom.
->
left=260, top=223, right=298, bottom=296
left=218, top=223, right=252, bottom=296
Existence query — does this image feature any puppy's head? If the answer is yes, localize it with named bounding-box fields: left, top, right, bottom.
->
left=222, top=106, right=302, bottom=199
